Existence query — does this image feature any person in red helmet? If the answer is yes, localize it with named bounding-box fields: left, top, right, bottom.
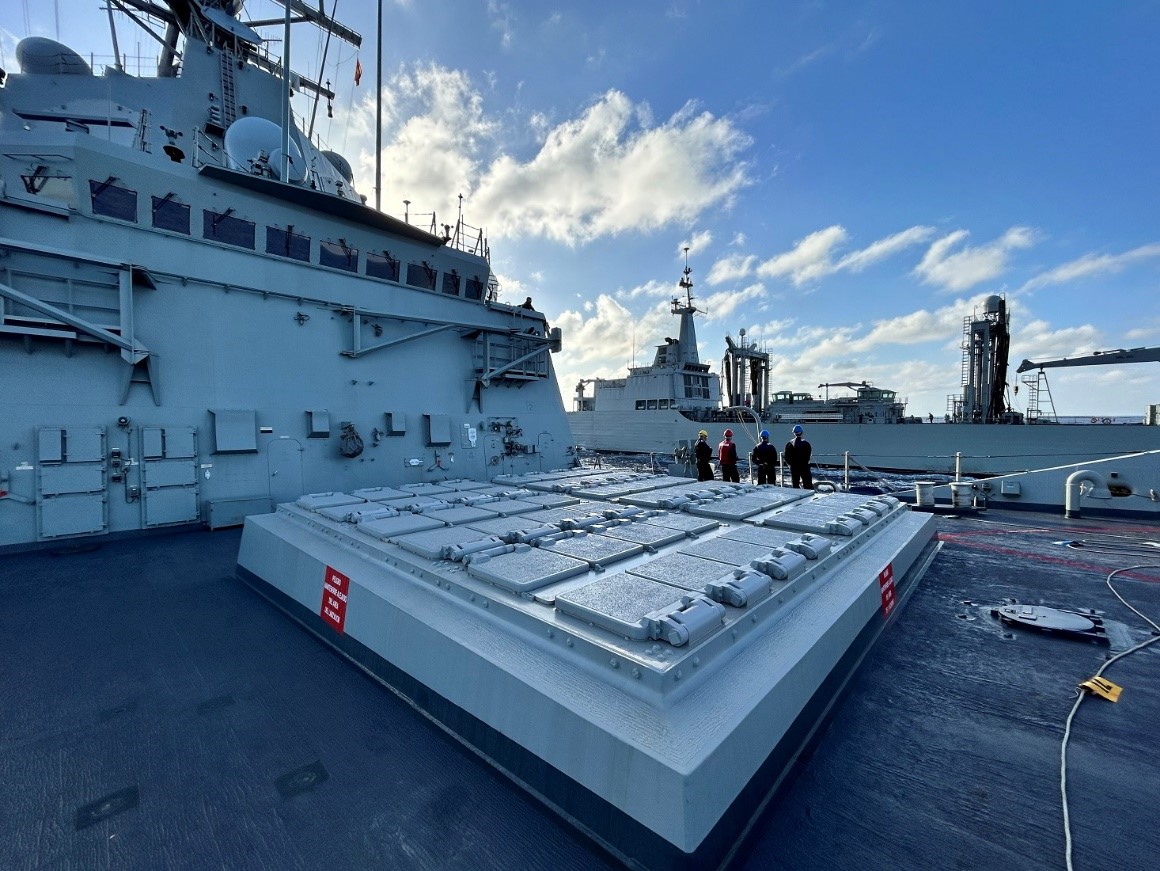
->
left=717, top=429, right=740, bottom=482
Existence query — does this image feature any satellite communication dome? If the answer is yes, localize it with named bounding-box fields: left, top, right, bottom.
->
left=224, top=117, right=305, bottom=183
left=984, top=294, right=1003, bottom=315
left=17, top=37, right=92, bottom=75
left=321, top=150, right=355, bottom=183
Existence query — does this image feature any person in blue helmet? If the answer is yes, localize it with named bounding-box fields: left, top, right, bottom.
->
left=750, top=429, right=778, bottom=485
left=783, top=424, right=813, bottom=489
left=694, top=429, right=714, bottom=481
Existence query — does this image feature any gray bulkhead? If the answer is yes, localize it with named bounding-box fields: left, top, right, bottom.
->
left=0, top=26, right=572, bottom=548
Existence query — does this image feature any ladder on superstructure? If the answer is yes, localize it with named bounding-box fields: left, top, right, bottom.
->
left=219, top=52, right=238, bottom=129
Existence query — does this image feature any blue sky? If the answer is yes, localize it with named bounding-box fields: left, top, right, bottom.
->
left=4, top=1, right=1159, bottom=419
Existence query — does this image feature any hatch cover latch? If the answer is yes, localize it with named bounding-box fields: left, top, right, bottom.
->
left=648, top=596, right=725, bottom=647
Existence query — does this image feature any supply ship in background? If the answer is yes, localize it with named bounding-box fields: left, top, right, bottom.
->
left=568, top=262, right=1160, bottom=476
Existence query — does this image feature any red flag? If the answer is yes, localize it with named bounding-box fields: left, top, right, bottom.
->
left=354, top=58, right=362, bottom=86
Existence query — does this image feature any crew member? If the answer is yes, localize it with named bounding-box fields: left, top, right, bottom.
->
left=718, top=429, right=740, bottom=483
left=784, top=424, right=813, bottom=489
left=694, top=430, right=714, bottom=481
left=750, top=429, right=778, bottom=485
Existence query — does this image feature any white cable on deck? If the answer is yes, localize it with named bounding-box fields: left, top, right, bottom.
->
left=1061, top=564, right=1160, bottom=871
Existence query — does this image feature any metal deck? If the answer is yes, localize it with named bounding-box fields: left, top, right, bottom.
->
left=2, top=506, right=1158, bottom=870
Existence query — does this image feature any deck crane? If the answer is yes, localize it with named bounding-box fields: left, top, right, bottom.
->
left=1016, top=346, right=1160, bottom=372
left=1015, top=346, right=1160, bottom=422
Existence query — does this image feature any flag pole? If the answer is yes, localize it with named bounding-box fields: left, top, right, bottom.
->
left=375, top=0, right=382, bottom=211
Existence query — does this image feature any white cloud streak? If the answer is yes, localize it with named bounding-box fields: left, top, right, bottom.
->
left=912, top=227, right=1036, bottom=292
left=1019, top=243, right=1160, bottom=292
left=706, top=225, right=934, bottom=287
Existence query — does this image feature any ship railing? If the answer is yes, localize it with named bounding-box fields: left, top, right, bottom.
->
left=837, top=452, right=899, bottom=493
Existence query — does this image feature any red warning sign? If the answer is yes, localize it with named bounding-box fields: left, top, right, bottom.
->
left=878, top=564, right=896, bottom=617
left=321, top=566, right=350, bottom=634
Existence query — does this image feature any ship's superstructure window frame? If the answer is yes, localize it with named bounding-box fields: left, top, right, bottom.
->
left=683, top=373, right=711, bottom=400
left=365, top=251, right=400, bottom=282
left=90, top=180, right=138, bottom=222
left=406, top=261, right=437, bottom=291
left=152, top=195, right=190, bottom=234
left=441, top=270, right=460, bottom=296
left=267, top=226, right=311, bottom=262
left=320, top=239, right=358, bottom=272
left=203, top=209, right=256, bottom=249
left=635, top=400, right=646, bottom=410
left=465, top=276, right=485, bottom=301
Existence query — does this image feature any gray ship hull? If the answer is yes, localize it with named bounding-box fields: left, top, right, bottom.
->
left=569, top=409, right=1160, bottom=475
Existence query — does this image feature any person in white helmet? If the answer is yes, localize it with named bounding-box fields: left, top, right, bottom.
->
left=694, top=430, right=714, bottom=481
left=718, top=429, right=740, bottom=482
left=784, top=424, right=812, bottom=489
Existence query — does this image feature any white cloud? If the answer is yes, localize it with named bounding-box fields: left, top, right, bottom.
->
left=487, top=0, right=515, bottom=49
left=757, top=226, right=849, bottom=284
left=706, top=252, right=758, bottom=285
left=553, top=294, right=679, bottom=385
left=701, top=283, right=767, bottom=322
left=473, top=92, right=751, bottom=243
left=615, top=279, right=679, bottom=301
left=1019, top=243, right=1160, bottom=292
left=680, top=230, right=713, bottom=258
left=913, top=227, right=1036, bottom=292
left=835, top=225, right=936, bottom=272
left=349, top=69, right=751, bottom=246
left=709, top=225, right=933, bottom=287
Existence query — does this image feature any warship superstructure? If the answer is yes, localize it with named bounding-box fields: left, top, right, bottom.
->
left=0, top=0, right=569, bottom=550
left=0, top=4, right=941, bottom=869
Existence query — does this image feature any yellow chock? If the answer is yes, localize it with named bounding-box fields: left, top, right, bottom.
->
left=1079, top=676, right=1122, bottom=702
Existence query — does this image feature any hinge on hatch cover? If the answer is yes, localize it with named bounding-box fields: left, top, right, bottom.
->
left=647, top=595, right=725, bottom=647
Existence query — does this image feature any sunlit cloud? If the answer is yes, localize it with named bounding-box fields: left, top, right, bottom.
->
left=701, top=283, right=767, bottom=322
left=913, top=227, right=1036, bottom=292
left=1019, top=243, right=1160, bottom=292
left=706, top=252, right=758, bottom=285
left=680, top=230, right=713, bottom=258
left=474, top=92, right=751, bottom=243
left=349, top=67, right=752, bottom=246
left=707, top=225, right=934, bottom=287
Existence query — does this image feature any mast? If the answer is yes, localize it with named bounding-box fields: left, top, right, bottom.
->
left=671, top=247, right=701, bottom=368
left=375, top=0, right=382, bottom=211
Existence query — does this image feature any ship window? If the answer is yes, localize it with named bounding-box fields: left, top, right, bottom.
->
left=646, top=400, right=658, bottom=410
left=203, top=209, right=255, bottom=249
left=90, top=180, right=137, bottom=222
left=152, top=196, right=190, bottom=234
left=267, top=226, right=311, bottom=262
left=635, top=400, right=646, bottom=410
left=683, top=374, right=710, bottom=400
left=441, top=271, right=460, bottom=296
left=320, top=239, right=357, bottom=272
left=659, top=399, right=670, bottom=409
left=465, top=276, right=484, bottom=300
left=406, top=261, right=437, bottom=291
left=366, top=252, right=400, bottom=281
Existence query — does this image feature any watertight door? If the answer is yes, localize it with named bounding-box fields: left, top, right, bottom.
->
left=267, top=438, right=304, bottom=505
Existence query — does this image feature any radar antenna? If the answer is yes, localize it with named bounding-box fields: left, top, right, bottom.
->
left=673, top=247, right=696, bottom=317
